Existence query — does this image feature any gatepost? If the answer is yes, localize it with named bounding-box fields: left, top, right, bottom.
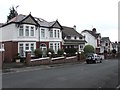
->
left=26, top=50, right=31, bottom=65
left=64, top=52, right=66, bottom=62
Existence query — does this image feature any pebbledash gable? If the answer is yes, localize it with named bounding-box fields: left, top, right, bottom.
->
left=1, top=14, right=63, bottom=62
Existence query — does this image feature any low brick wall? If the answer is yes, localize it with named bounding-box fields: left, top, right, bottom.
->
left=28, top=56, right=77, bottom=66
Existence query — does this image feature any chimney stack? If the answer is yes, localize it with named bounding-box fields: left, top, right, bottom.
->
left=73, top=25, right=76, bottom=30
left=92, top=28, right=96, bottom=33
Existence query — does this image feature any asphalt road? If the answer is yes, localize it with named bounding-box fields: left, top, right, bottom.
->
left=2, top=59, right=119, bottom=89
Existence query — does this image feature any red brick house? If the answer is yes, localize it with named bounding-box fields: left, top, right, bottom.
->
left=0, top=14, right=63, bottom=62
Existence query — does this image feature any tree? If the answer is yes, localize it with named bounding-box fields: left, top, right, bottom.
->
left=84, top=45, right=95, bottom=55
left=7, top=6, right=18, bottom=21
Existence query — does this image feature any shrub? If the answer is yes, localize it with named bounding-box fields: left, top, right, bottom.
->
left=64, top=48, right=77, bottom=56
left=46, top=48, right=55, bottom=57
left=57, top=49, right=64, bottom=56
left=81, top=52, right=86, bottom=59
left=84, top=45, right=95, bottom=55
left=34, top=48, right=43, bottom=58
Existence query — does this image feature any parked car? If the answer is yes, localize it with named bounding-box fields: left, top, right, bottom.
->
left=86, top=54, right=102, bottom=64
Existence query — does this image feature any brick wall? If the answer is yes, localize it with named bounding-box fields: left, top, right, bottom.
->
left=4, top=41, right=18, bottom=62
left=27, top=56, right=77, bottom=66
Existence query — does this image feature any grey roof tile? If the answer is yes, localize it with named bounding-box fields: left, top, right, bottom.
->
left=62, top=26, right=83, bottom=38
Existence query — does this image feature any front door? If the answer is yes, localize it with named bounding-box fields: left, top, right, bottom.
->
left=40, top=43, right=47, bottom=57
left=42, top=47, right=47, bottom=57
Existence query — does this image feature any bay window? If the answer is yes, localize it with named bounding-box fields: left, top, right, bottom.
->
left=18, top=42, right=36, bottom=57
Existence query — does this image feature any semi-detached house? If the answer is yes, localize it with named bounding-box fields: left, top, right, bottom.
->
left=1, top=14, right=63, bottom=62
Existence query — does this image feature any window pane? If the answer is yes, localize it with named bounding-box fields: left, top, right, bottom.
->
left=55, top=43, right=57, bottom=51
left=58, top=43, right=60, bottom=49
left=25, top=44, right=29, bottom=50
left=31, top=27, right=34, bottom=36
left=19, top=26, right=23, bottom=36
left=31, top=44, right=34, bottom=54
left=54, top=30, right=56, bottom=37
left=25, top=26, right=29, bottom=36
left=50, top=30, right=53, bottom=37
left=58, top=30, right=59, bottom=38
left=50, top=43, right=53, bottom=50
left=19, top=44, right=24, bottom=56
left=41, top=29, right=45, bottom=38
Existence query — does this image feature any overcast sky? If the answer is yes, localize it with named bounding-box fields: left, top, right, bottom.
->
left=0, top=0, right=119, bottom=42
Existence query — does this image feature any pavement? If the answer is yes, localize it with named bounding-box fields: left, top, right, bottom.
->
left=2, top=60, right=86, bottom=74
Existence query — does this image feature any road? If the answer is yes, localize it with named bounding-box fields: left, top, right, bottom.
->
left=2, top=59, right=119, bottom=88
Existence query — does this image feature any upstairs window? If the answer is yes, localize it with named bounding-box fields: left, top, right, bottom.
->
left=30, top=27, right=34, bottom=36
left=41, top=29, right=45, bottom=38
left=19, top=26, right=24, bottom=36
left=25, top=26, right=29, bottom=36
left=67, top=36, right=71, bottom=39
left=74, top=36, right=77, bottom=39
left=106, top=43, right=108, bottom=46
left=79, top=37, right=82, bottom=39
left=50, top=30, right=53, bottom=37
left=54, top=30, right=56, bottom=37
left=57, top=30, right=60, bottom=38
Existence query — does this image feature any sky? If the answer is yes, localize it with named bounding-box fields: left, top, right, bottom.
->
left=0, top=0, right=119, bottom=42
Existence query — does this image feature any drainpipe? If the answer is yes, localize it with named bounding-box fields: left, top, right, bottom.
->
left=38, top=26, right=40, bottom=48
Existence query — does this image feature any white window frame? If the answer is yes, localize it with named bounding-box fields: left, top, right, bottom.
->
left=19, top=25, right=24, bottom=36
left=30, top=26, right=34, bottom=36
left=41, top=28, right=45, bottom=38
left=25, top=26, right=29, bottom=36
left=50, top=29, right=53, bottom=38
left=18, top=42, right=36, bottom=57
left=54, top=30, right=57, bottom=38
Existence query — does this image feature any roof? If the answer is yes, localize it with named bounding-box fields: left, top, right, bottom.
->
left=101, top=37, right=110, bottom=42
left=0, top=23, right=3, bottom=27
left=2, top=14, right=62, bottom=29
left=62, top=26, right=83, bottom=38
left=82, top=30, right=100, bottom=38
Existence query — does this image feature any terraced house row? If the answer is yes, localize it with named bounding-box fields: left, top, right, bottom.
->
left=0, top=14, right=86, bottom=62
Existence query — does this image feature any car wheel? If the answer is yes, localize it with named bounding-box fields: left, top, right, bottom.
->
left=95, top=60, right=97, bottom=63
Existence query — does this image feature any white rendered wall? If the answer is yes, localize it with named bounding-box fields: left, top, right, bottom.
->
left=81, top=32, right=96, bottom=49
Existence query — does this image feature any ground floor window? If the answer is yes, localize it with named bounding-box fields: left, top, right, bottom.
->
left=19, top=44, right=24, bottom=56
left=18, top=42, right=36, bottom=57
left=49, top=42, right=61, bottom=54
